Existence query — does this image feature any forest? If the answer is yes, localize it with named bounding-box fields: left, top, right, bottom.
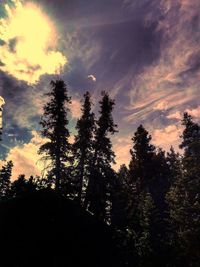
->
left=0, top=79, right=200, bottom=267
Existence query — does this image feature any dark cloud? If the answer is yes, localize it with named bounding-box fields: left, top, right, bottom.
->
left=0, top=39, right=6, bottom=46
left=8, top=37, right=18, bottom=53
left=62, top=57, right=94, bottom=93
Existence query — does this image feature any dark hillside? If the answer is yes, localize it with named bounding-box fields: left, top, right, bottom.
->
left=0, top=190, right=123, bottom=267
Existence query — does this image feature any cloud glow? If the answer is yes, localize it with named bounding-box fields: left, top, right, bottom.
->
left=0, top=131, right=45, bottom=179
left=0, top=0, right=67, bottom=84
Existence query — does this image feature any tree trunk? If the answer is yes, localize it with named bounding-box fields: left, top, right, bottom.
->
left=78, top=153, right=85, bottom=204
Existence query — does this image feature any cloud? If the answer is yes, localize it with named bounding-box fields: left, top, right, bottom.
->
left=0, top=0, right=67, bottom=84
left=113, top=135, right=132, bottom=170
left=0, top=0, right=199, bottom=171
left=0, top=130, right=46, bottom=180
left=124, top=0, right=200, bottom=127
left=167, top=111, right=182, bottom=121
left=153, top=101, right=169, bottom=111
left=152, top=124, right=182, bottom=151
left=0, top=96, right=5, bottom=107
left=87, top=74, right=96, bottom=82
left=167, top=106, right=200, bottom=122
left=186, top=106, right=200, bottom=119
left=70, top=98, right=82, bottom=119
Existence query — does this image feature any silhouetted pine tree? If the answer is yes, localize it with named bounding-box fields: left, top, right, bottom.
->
left=73, top=91, right=95, bottom=204
left=39, top=80, right=72, bottom=192
left=128, top=125, right=166, bottom=266
left=129, top=125, right=155, bottom=191
left=165, top=147, right=183, bottom=265
left=166, top=146, right=182, bottom=186
left=133, top=191, right=156, bottom=267
left=11, top=174, right=37, bottom=197
left=84, top=91, right=117, bottom=222
left=0, top=161, right=13, bottom=199
left=129, top=126, right=170, bottom=220
left=110, top=164, right=136, bottom=266
left=167, top=113, right=200, bottom=265
left=110, top=164, right=130, bottom=229
left=150, top=148, right=170, bottom=218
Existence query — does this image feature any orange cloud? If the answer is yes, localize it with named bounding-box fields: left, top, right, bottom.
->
left=71, top=99, right=82, bottom=119
left=113, top=135, right=132, bottom=170
left=167, top=111, right=182, bottom=120
left=152, top=124, right=182, bottom=151
left=0, top=131, right=46, bottom=180
left=186, top=106, right=200, bottom=119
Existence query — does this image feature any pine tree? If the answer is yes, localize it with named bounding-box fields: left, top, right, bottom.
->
left=129, top=125, right=155, bottom=191
left=110, top=164, right=135, bottom=265
left=128, top=125, right=155, bottom=229
left=128, top=126, right=169, bottom=266
left=11, top=174, right=27, bottom=197
left=0, top=161, right=13, bottom=199
left=73, top=91, right=95, bottom=204
left=84, top=91, right=117, bottom=221
left=150, top=148, right=170, bottom=217
left=166, top=146, right=182, bottom=186
left=110, top=164, right=130, bottom=229
left=167, top=113, right=200, bottom=265
left=129, top=126, right=169, bottom=217
left=11, top=175, right=37, bottom=197
left=39, top=80, right=72, bottom=192
left=133, top=191, right=156, bottom=266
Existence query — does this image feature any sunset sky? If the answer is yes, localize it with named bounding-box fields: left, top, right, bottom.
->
left=0, top=0, right=199, bottom=179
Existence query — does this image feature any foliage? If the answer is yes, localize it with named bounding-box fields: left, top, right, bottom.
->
left=0, top=161, right=13, bottom=199
left=73, top=91, right=95, bottom=204
left=39, top=80, right=72, bottom=192
left=85, top=91, right=117, bottom=221
left=1, top=80, right=200, bottom=266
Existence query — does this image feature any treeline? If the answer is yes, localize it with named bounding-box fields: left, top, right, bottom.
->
left=0, top=79, right=200, bottom=266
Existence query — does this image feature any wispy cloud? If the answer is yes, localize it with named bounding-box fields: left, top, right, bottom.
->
left=123, top=0, right=200, bottom=125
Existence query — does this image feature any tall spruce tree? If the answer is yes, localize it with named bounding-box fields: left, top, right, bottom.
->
left=0, top=161, right=13, bottom=199
left=110, top=164, right=130, bottom=229
left=166, top=146, right=182, bottom=186
left=129, top=126, right=169, bottom=216
left=133, top=191, right=156, bottom=266
left=128, top=125, right=169, bottom=266
left=167, top=113, right=200, bottom=265
left=128, top=126, right=156, bottom=261
left=129, top=125, right=155, bottom=191
left=39, top=80, right=71, bottom=191
left=84, top=91, right=117, bottom=221
left=151, top=148, right=170, bottom=217
left=73, top=91, right=95, bottom=204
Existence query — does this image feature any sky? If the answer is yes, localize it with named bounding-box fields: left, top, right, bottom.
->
left=0, top=0, right=200, bottom=179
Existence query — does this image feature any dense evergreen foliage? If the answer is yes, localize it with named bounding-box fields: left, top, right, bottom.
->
left=84, top=91, right=117, bottom=221
left=1, top=79, right=200, bottom=266
left=39, top=80, right=72, bottom=191
left=73, top=91, right=95, bottom=204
